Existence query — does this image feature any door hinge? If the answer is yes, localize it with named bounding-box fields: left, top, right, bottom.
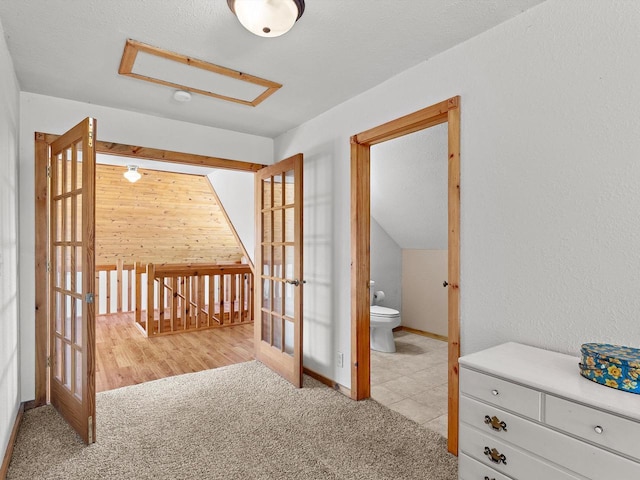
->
left=88, top=416, right=93, bottom=443
left=85, top=293, right=94, bottom=304
left=47, top=356, right=52, bottom=367
left=46, top=261, right=51, bottom=273
left=88, top=119, right=94, bottom=148
left=46, top=165, right=51, bottom=178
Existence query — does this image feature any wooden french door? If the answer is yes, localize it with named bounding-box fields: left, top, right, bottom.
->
left=49, top=118, right=97, bottom=444
left=254, top=154, right=304, bottom=387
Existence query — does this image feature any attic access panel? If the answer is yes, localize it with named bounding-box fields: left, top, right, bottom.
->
left=118, top=39, right=282, bottom=107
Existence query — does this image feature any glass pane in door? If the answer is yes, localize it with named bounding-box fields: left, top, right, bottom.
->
left=262, top=245, right=271, bottom=276
left=272, top=315, right=282, bottom=350
left=261, top=311, right=271, bottom=343
left=273, top=208, right=283, bottom=244
left=284, top=169, right=295, bottom=205
left=263, top=177, right=272, bottom=208
left=284, top=320, right=294, bottom=356
left=273, top=174, right=283, bottom=208
left=262, top=211, right=272, bottom=242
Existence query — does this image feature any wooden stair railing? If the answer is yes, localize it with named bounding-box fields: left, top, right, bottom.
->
left=134, top=263, right=254, bottom=337
left=95, top=260, right=136, bottom=315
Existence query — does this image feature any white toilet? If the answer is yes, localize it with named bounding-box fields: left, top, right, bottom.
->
left=369, top=281, right=401, bottom=353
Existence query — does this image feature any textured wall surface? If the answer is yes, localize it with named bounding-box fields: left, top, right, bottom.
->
left=402, top=250, right=448, bottom=337
left=207, top=170, right=255, bottom=264
left=18, top=93, right=273, bottom=401
left=0, top=16, right=20, bottom=466
left=371, top=123, right=448, bottom=250
left=370, top=217, right=402, bottom=312
left=275, top=1, right=640, bottom=388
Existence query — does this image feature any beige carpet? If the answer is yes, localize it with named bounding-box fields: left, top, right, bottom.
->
left=8, top=361, right=457, bottom=479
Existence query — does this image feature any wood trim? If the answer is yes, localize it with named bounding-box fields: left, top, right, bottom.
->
left=293, top=154, right=304, bottom=388
left=84, top=117, right=97, bottom=445
left=446, top=103, right=461, bottom=455
left=353, top=98, right=455, bottom=146
left=303, top=367, right=351, bottom=398
left=392, top=326, right=448, bottom=343
left=34, top=133, right=49, bottom=408
left=350, top=96, right=461, bottom=456
left=0, top=403, right=24, bottom=479
left=205, top=177, right=255, bottom=273
left=149, top=263, right=251, bottom=276
left=350, top=140, right=370, bottom=401
left=40, top=133, right=266, bottom=172
left=119, top=39, right=282, bottom=107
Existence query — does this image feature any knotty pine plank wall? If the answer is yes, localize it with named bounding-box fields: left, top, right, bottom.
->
left=96, top=165, right=243, bottom=265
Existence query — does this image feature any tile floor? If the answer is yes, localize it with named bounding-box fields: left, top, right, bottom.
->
left=371, top=330, right=449, bottom=437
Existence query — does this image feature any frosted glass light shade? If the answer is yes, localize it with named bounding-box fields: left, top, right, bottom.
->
left=124, top=165, right=141, bottom=183
left=228, top=0, right=304, bottom=38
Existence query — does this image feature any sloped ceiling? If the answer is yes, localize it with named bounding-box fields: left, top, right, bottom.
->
left=0, top=0, right=544, bottom=138
left=370, top=123, right=448, bottom=250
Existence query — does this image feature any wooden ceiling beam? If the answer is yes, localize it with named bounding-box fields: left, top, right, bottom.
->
left=37, top=132, right=267, bottom=172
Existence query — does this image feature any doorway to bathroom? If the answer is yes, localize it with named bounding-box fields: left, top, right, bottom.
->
left=349, top=97, right=460, bottom=455
left=368, top=121, right=450, bottom=438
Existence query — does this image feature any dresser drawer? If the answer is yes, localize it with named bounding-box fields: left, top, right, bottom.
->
left=458, top=453, right=513, bottom=480
left=460, top=395, right=537, bottom=446
left=460, top=395, right=640, bottom=479
left=545, top=394, right=640, bottom=461
left=460, top=367, right=541, bottom=420
left=459, top=423, right=581, bottom=480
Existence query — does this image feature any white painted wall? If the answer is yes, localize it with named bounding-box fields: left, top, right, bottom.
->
left=18, top=93, right=273, bottom=401
left=0, top=16, right=20, bottom=464
left=370, top=123, right=448, bottom=249
left=402, top=250, right=448, bottom=337
left=207, top=170, right=255, bottom=264
left=370, top=217, right=401, bottom=312
left=275, top=1, right=640, bottom=388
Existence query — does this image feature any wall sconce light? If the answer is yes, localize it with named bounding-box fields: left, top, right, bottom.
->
left=124, top=165, right=141, bottom=183
left=227, top=0, right=305, bottom=38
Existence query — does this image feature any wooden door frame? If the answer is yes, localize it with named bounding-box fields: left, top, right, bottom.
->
left=350, top=96, right=461, bottom=454
left=34, top=133, right=268, bottom=407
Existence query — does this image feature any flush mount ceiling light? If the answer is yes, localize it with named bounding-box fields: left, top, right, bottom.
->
left=124, top=165, right=141, bottom=183
left=173, top=90, right=192, bottom=102
left=227, top=0, right=305, bottom=38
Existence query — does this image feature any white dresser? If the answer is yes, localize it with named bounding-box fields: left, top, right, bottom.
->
left=458, top=342, right=640, bottom=480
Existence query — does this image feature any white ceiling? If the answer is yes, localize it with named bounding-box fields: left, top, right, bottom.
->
left=371, top=123, right=448, bottom=250
left=0, top=0, right=543, bottom=138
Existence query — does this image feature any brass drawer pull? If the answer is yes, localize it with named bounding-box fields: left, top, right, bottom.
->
left=484, top=415, right=508, bottom=432
left=484, top=446, right=507, bottom=465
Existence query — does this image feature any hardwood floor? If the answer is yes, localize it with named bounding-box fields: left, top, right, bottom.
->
left=96, top=312, right=254, bottom=392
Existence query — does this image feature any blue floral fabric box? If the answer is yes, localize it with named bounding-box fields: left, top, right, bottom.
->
left=579, top=343, right=640, bottom=394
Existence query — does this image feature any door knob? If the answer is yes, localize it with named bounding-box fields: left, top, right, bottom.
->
left=443, top=281, right=449, bottom=287
left=286, top=279, right=306, bottom=287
